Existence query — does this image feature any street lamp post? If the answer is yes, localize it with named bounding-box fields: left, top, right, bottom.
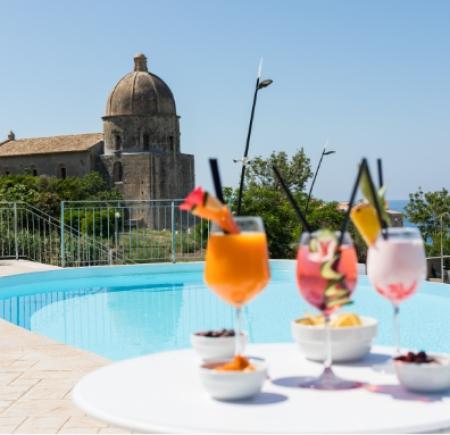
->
left=440, top=212, right=449, bottom=283
left=236, top=59, right=273, bottom=215
left=305, top=146, right=336, bottom=214
left=114, top=211, right=121, bottom=261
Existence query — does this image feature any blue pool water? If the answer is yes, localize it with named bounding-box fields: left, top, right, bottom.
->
left=0, top=261, right=448, bottom=361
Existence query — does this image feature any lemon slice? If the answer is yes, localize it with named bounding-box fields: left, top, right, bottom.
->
left=296, top=317, right=315, bottom=326
left=350, top=202, right=381, bottom=246
left=296, top=314, right=325, bottom=326
left=331, top=313, right=362, bottom=328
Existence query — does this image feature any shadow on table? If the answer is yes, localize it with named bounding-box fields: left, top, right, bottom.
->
left=364, top=384, right=449, bottom=402
left=328, top=351, right=394, bottom=373
left=217, top=392, right=288, bottom=406
left=271, top=376, right=323, bottom=389
left=337, top=351, right=392, bottom=368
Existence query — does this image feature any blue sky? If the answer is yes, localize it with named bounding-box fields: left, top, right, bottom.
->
left=1, top=0, right=449, bottom=200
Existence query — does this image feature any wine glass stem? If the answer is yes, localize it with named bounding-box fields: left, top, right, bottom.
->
left=235, top=306, right=242, bottom=356
left=324, top=313, right=332, bottom=369
left=392, top=303, right=400, bottom=355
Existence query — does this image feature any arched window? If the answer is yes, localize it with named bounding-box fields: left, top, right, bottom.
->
left=59, top=166, right=67, bottom=179
left=114, top=134, right=122, bottom=151
left=168, top=136, right=174, bottom=152
left=32, top=168, right=38, bottom=176
left=143, top=133, right=150, bottom=151
left=113, top=161, right=123, bottom=182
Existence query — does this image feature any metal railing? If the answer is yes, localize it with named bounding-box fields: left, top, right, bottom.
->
left=61, top=199, right=209, bottom=265
left=0, top=202, right=120, bottom=267
left=1, top=200, right=447, bottom=275
left=0, top=200, right=208, bottom=267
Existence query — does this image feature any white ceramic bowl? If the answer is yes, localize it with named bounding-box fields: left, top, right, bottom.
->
left=190, top=332, right=247, bottom=362
left=394, top=355, right=450, bottom=393
left=291, top=316, right=378, bottom=362
left=199, top=358, right=267, bottom=400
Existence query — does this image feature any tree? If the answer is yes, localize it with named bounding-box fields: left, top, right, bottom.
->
left=0, top=172, right=121, bottom=217
left=239, top=185, right=301, bottom=258
left=225, top=149, right=346, bottom=258
left=405, top=188, right=450, bottom=257
left=245, top=148, right=313, bottom=193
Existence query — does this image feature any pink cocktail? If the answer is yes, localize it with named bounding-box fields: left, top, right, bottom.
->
left=297, top=244, right=358, bottom=314
left=367, top=227, right=426, bottom=352
left=296, top=230, right=360, bottom=390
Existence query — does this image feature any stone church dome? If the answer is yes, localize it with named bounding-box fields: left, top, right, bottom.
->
left=105, top=53, right=176, bottom=117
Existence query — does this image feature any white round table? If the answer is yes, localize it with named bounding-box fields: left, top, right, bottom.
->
left=73, top=344, right=450, bottom=433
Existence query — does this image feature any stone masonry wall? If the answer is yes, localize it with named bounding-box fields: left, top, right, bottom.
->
left=0, top=144, right=103, bottom=178
left=103, top=115, right=180, bottom=155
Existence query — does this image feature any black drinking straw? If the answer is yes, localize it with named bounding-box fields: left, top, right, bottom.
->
left=272, top=165, right=313, bottom=232
left=337, top=160, right=366, bottom=248
left=377, top=158, right=384, bottom=189
left=362, top=159, right=388, bottom=238
left=209, top=158, right=225, bottom=204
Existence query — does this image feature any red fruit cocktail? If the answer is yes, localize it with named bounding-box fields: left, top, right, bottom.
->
left=295, top=230, right=360, bottom=390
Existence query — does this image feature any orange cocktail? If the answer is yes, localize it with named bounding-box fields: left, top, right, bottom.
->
left=205, top=232, right=269, bottom=307
left=204, top=216, right=270, bottom=356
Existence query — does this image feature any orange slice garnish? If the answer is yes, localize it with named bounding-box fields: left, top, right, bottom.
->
left=215, top=355, right=255, bottom=372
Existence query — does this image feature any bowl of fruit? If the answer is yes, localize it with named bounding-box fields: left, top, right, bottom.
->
left=394, top=351, right=450, bottom=393
left=291, top=313, right=378, bottom=362
left=191, top=329, right=248, bottom=362
left=199, top=355, right=267, bottom=400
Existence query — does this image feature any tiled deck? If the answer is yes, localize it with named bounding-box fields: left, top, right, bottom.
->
left=0, top=320, right=128, bottom=434
left=0, top=262, right=128, bottom=434
left=0, top=260, right=59, bottom=277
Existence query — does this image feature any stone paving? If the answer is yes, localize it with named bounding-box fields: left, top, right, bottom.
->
left=0, top=260, right=59, bottom=277
left=0, top=262, right=129, bottom=434
left=0, top=319, right=129, bottom=434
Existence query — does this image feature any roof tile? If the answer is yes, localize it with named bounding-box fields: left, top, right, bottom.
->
left=0, top=133, right=103, bottom=157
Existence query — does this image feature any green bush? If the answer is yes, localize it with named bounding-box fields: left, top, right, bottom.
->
left=64, top=209, right=123, bottom=239
left=0, top=172, right=121, bottom=217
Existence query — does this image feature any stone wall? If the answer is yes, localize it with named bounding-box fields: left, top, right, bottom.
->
left=100, top=153, right=151, bottom=200
left=177, top=153, right=196, bottom=198
left=99, top=151, right=195, bottom=201
left=103, top=115, right=180, bottom=155
left=0, top=144, right=103, bottom=178
left=99, top=150, right=194, bottom=227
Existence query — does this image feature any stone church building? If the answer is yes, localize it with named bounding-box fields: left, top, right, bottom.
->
left=0, top=53, right=195, bottom=202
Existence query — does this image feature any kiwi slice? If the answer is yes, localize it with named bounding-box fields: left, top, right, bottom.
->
left=320, top=260, right=343, bottom=281
left=325, top=284, right=349, bottom=299
left=326, top=298, right=353, bottom=309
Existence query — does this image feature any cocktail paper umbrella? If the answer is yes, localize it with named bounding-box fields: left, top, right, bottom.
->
left=179, top=187, right=239, bottom=234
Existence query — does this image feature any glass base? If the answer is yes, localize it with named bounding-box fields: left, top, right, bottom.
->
left=299, top=367, right=363, bottom=391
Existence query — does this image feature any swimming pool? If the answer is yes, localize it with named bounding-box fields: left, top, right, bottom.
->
left=0, top=261, right=448, bottom=360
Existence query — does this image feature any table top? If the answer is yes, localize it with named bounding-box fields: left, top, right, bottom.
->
left=72, top=344, right=450, bottom=433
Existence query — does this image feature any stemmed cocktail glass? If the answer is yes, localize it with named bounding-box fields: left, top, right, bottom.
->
left=204, top=217, right=270, bottom=356
left=367, top=227, right=426, bottom=354
left=296, top=230, right=361, bottom=390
